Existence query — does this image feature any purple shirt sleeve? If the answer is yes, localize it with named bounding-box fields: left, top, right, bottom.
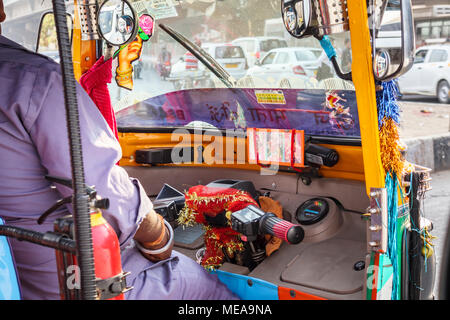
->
left=25, top=61, right=151, bottom=247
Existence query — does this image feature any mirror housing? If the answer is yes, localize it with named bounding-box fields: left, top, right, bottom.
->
left=281, top=0, right=352, bottom=81
left=281, top=0, right=312, bottom=38
left=97, top=0, right=139, bottom=47
left=371, top=0, right=415, bottom=82
left=281, top=0, right=350, bottom=39
left=36, top=11, right=73, bottom=60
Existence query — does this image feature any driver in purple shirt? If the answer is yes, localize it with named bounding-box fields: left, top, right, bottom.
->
left=0, top=0, right=237, bottom=300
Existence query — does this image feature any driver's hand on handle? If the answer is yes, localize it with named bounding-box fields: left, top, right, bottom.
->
left=133, top=208, right=174, bottom=262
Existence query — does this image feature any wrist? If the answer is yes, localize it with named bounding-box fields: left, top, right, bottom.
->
left=135, top=219, right=174, bottom=256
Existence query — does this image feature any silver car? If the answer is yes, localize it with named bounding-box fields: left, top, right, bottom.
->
left=245, top=47, right=321, bottom=85
left=397, top=44, right=450, bottom=103
left=201, top=43, right=249, bottom=80
left=231, top=36, right=288, bottom=67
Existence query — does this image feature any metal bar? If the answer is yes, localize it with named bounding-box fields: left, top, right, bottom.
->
left=52, top=0, right=97, bottom=300
left=0, top=226, right=76, bottom=253
left=347, top=1, right=386, bottom=195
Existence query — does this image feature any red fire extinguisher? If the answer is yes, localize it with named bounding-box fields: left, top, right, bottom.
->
left=91, top=210, right=129, bottom=300
left=38, top=175, right=131, bottom=299
left=54, top=208, right=130, bottom=300
left=40, top=175, right=131, bottom=300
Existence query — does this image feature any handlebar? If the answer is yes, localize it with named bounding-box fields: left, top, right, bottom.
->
left=260, top=213, right=304, bottom=244
left=231, top=205, right=304, bottom=244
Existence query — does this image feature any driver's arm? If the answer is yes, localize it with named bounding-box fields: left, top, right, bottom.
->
left=26, top=61, right=173, bottom=261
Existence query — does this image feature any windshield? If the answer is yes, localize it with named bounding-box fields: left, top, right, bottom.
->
left=2, top=0, right=356, bottom=138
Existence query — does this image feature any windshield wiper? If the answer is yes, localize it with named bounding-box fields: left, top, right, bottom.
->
left=158, top=23, right=236, bottom=89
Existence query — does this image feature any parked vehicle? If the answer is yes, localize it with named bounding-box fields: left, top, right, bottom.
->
left=201, top=43, right=249, bottom=80
left=156, top=60, right=171, bottom=80
left=231, top=36, right=288, bottom=67
left=167, top=56, right=213, bottom=90
left=397, top=44, right=450, bottom=103
left=245, top=47, right=321, bottom=84
left=156, top=47, right=172, bottom=80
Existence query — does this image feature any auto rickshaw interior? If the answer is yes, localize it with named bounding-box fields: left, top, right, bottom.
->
left=0, top=0, right=436, bottom=300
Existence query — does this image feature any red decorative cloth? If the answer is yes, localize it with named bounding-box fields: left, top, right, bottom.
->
left=79, top=56, right=119, bottom=141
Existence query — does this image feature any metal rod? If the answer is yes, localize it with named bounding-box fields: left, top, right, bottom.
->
left=0, top=226, right=76, bottom=253
left=52, top=0, right=97, bottom=300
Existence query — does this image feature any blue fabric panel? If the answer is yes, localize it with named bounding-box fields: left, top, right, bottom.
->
left=212, top=269, right=279, bottom=300
left=0, top=218, right=21, bottom=300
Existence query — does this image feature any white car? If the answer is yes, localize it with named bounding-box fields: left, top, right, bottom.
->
left=201, top=43, right=249, bottom=80
left=245, top=47, right=321, bottom=85
left=231, top=36, right=288, bottom=67
left=397, top=44, right=450, bottom=103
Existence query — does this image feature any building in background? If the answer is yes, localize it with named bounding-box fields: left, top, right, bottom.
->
left=412, top=0, right=450, bottom=46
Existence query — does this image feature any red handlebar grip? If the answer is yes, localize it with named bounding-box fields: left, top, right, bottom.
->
left=261, top=215, right=304, bottom=244
left=273, top=219, right=295, bottom=241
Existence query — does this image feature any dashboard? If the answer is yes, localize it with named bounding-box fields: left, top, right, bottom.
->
left=125, top=165, right=368, bottom=299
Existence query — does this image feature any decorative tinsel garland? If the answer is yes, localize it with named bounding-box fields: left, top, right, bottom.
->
left=376, top=80, right=401, bottom=129
left=376, top=80, right=404, bottom=300
left=178, top=186, right=258, bottom=270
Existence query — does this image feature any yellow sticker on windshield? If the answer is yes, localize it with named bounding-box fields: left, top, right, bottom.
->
left=255, top=90, right=286, bottom=105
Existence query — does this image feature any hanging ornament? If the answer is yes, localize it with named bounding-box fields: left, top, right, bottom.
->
left=114, top=14, right=154, bottom=90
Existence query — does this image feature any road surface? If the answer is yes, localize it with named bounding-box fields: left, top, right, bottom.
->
left=424, top=169, right=450, bottom=299
left=398, top=98, right=449, bottom=140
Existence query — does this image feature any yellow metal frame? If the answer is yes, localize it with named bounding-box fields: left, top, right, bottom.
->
left=347, top=1, right=385, bottom=194
left=72, top=0, right=97, bottom=80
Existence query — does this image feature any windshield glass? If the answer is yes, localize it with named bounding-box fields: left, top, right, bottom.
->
left=2, top=0, right=356, bottom=138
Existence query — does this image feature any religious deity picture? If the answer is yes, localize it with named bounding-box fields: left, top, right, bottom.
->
left=114, top=13, right=154, bottom=90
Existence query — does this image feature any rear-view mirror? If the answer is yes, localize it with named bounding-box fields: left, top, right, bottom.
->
left=281, top=0, right=312, bottom=39
left=36, top=12, right=73, bottom=62
left=371, top=0, right=415, bottom=81
left=97, top=0, right=140, bottom=47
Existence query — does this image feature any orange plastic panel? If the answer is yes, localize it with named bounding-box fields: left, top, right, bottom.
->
left=278, top=286, right=326, bottom=300
left=118, top=132, right=365, bottom=181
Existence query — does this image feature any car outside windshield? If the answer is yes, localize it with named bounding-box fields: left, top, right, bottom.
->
left=295, top=50, right=318, bottom=62
left=215, top=46, right=245, bottom=59
left=260, top=39, right=288, bottom=52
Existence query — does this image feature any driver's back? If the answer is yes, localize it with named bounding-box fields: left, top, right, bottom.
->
left=0, top=34, right=71, bottom=300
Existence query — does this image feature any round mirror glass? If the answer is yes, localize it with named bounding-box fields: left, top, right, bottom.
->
left=97, top=0, right=138, bottom=46
left=281, top=0, right=311, bottom=38
left=374, top=49, right=390, bottom=79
